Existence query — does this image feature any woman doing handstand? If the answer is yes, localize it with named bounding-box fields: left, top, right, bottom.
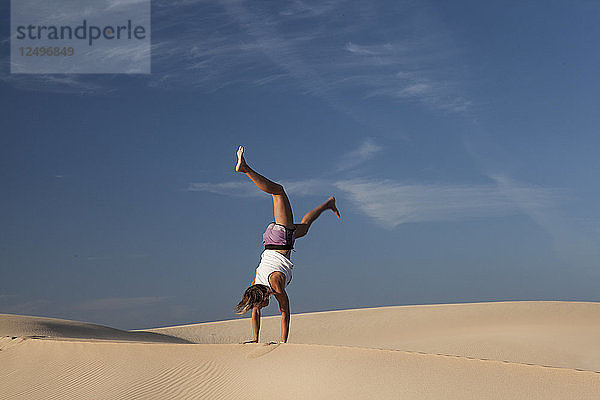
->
left=234, top=146, right=340, bottom=343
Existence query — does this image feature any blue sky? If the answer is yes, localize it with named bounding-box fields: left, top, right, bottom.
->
left=1, top=0, right=599, bottom=330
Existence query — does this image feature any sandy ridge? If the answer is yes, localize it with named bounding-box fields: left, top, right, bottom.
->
left=2, top=302, right=600, bottom=399
left=145, top=301, right=600, bottom=372
left=0, top=313, right=191, bottom=343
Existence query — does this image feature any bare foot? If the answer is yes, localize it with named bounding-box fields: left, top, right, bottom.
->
left=327, top=196, right=341, bottom=219
left=235, top=145, right=248, bottom=172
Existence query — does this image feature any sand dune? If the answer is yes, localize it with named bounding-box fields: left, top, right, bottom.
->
left=1, top=301, right=599, bottom=399
left=147, top=301, right=600, bottom=372
left=0, top=314, right=191, bottom=343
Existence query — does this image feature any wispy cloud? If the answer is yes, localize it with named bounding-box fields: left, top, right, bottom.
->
left=336, top=138, right=383, bottom=171
left=1, top=0, right=470, bottom=112
left=0, top=0, right=149, bottom=92
left=187, top=181, right=263, bottom=197
left=220, top=1, right=470, bottom=112
left=0, top=68, right=112, bottom=95
left=279, top=179, right=334, bottom=196
left=106, top=0, right=148, bottom=8
left=341, top=39, right=470, bottom=111
left=279, top=0, right=344, bottom=18
left=336, top=179, right=559, bottom=228
left=188, top=175, right=559, bottom=228
left=187, top=178, right=332, bottom=198
left=344, top=42, right=382, bottom=56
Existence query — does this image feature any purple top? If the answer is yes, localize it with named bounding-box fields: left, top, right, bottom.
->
left=263, top=222, right=296, bottom=250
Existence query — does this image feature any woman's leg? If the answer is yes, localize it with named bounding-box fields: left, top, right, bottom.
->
left=295, top=196, right=340, bottom=239
left=236, top=146, right=294, bottom=228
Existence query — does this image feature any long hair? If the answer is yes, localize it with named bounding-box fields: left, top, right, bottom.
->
left=235, top=284, right=270, bottom=314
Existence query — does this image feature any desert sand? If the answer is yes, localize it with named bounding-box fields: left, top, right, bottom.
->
left=1, top=301, right=599, bottom=399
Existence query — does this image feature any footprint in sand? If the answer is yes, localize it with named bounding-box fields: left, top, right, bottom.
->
left=245, top=342, right=281, bottom=359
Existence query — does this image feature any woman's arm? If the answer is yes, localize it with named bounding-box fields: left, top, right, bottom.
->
left=251, top=306, right=261, bottom=342
left=269, top=273, right=290, bottom=343
left=274, top=290, right=290, bottom=343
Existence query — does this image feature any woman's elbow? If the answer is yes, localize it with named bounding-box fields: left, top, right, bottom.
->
left=279, top=303, right=290, bottom=315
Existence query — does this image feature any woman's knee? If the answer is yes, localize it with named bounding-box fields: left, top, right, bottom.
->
left=271, top=183, right=285, bottom=196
